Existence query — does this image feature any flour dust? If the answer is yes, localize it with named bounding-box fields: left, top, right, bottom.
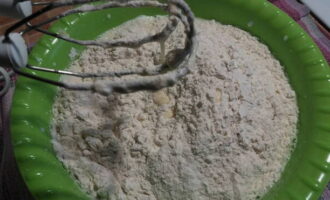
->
left=52, top=16, right=298, bottom=200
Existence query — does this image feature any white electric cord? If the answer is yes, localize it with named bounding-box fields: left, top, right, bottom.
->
left=0, top=33, right=28, bottom=69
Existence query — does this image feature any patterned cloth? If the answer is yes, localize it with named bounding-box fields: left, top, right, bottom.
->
left=269, top=1, right=330, bottom=199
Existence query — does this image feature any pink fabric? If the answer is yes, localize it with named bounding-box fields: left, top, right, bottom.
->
left=297, top=17, right=330, bottom=63
left=273, top=0, right=309, bottom=20
left=271, top=0, right=330, bottom=64
left=320, top=26, right=330, bottom=41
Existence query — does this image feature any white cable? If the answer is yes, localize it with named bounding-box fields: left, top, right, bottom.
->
left=0, top=33, right=28, bottom=69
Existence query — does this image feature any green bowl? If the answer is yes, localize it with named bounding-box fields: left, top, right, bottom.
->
left=11, top=0, right=330, bottom=199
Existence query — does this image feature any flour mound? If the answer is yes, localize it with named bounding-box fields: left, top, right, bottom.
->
left=52, top=16, right=298, bottom=200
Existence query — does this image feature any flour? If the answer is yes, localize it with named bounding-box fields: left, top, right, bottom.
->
left=52, top=16, right=298, bottom=200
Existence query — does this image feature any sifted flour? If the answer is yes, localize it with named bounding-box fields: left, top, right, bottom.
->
left=52, top=16, right=298, bottom=200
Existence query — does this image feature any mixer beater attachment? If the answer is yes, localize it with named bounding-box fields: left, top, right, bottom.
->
left=0, top=0, right=196, bottom=96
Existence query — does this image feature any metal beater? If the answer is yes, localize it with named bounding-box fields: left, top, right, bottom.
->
left=0, top=0, right=196, bottom=96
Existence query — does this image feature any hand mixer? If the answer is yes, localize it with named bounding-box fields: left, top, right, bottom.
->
left=0, top=0, right=196, bottom=97
left=0, top=1, right=195, bottom=199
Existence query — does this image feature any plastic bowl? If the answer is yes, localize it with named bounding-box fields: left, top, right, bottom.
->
left=10, top=0, right=330, bottom=199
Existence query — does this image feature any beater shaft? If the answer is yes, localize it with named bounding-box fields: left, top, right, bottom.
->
left=0, top=0, right=196, bottom=96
